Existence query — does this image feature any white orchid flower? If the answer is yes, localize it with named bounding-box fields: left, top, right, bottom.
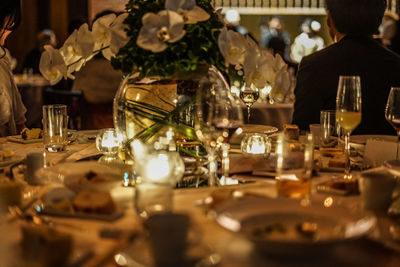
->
left=137, top=10, right=186, bottom=53
left=60, top=23, right=95, bottom=73
left=218, top=28, right=247, bottom=66
left=92, top=13, right=129, bottom=60
left=108, top=13, right=129, bottom=58
left=243, top=44, right=269, bottom=89
left=39, top=45, right=67, bottom=85
left=270, top=67, right=291, bottom=102
left=92, top=13, right=116, bottom=51
left=165, top=0, right=210, bottom=24
left=272, top=53, right=288, bottom=72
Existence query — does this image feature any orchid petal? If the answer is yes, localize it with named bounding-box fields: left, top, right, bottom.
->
left=39, top=45, right=67, bottom=85
left=92, top=13, right=116, bottom=50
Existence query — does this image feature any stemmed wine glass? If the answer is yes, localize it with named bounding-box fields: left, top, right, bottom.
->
left=336, top=76, right=362, bottom=179
left=195, top=67, right=243, bottom=186
left=240, top=83, right=259, bottom=123
left=385, top=87, right=400, bottom=160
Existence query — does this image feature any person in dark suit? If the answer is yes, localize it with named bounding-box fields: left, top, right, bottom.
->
left=292, top=0, right=400, bottom=135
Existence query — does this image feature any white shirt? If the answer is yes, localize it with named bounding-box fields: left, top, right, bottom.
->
left=0, top=52, right=26, bottom=136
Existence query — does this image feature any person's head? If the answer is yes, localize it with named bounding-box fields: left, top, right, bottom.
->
left=0, top=0, right=21, bottom=46
left=225, top=9, right=240, bottom=26
left=269, top=16, right=283, bottom=31
left=326, top=0, right=386, bottom=38
left=301, top=18, right=312, bottom=34
left=37, top=29, right=57, bottom=51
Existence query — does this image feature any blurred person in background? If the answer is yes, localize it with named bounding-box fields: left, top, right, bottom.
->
left=224, top=9, right=256, bottom=41
left=290, top=18, right=325, bottom=64
left=292, top=0, right=400, bottom=135
left=22, top=29, right=57, bottom=74
left=260, top=15, right=291, bottom=61
left=0, top=0, right=26, bottom=136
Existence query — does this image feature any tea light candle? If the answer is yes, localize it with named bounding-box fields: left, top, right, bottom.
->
left=96, top=128, right=120, bottom=156
left=241, top=133, right=271, bottom=156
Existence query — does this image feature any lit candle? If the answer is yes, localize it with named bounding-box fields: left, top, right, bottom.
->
left=247, top=142, right=265, bottom=154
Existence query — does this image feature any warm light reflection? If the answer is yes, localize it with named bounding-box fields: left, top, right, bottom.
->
left=324, top=197, right=333, bottom=208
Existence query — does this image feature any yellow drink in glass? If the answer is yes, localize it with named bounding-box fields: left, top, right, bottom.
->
left=336, top=111, right=361, bottom=132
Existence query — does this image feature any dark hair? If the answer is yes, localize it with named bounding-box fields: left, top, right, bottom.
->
left=0, top=0, right=21, bottom=32
left=326, top=0, right=386, bottom=36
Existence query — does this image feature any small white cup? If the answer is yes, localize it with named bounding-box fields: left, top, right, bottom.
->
left=25, top=152, right=45, bottom=185
left=359, top=168, right=397, bottom=212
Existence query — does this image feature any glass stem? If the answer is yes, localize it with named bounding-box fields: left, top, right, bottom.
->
left=397, top=133, right=400, bottom=160
left=208, top=149, right=218, bottom=186
left=344, top=132, right=351, bottom=179
left=221, top=143, right=230, bottom=185
left=247, top=106, right=251, bottom=123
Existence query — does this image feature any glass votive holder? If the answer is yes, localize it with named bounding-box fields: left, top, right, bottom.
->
left=134, top=150, right=185, bottom=219
left=95, top=128, right=120, bottom=156
left=241, top=133, right=272, bottom=157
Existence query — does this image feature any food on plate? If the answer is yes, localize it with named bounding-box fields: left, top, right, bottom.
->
left=0, top=150, right=14, bottom=161
left=73, top=189, right=116, bottom=214
left=283, top=124, right=300, bottom=140
left=251, top=221, right=318, bottom=240
left=21, top=224, right=73, bottom=267
left=21, top=127, right=43, bottom=140
left=0, top=176, right=22, bottom=208
left=41, top=187, right=76, bottom=213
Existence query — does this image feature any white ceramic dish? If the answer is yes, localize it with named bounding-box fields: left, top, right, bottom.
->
left=231, top=124, right=278, bottom=145
left=214, top=197, right=376, bottom=255
left=36, top=162, right=124, bottom=192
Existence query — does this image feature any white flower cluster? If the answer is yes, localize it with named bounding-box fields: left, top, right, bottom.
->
left=136, top=0, right=210, bottom=53
left=39, top=13, right=129, bottom=85
left=218, top=28, right=290, bottom=92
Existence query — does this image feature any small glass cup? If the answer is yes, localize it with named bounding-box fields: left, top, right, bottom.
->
left=95, top=128, right=120, bottom=156
left=319, top=110, right=342, bottom=155
left=42, top=104, right=68, bottom=152
left=241, top=133, right=271, bottom=157
left=275, top=133, right=313, bottom=198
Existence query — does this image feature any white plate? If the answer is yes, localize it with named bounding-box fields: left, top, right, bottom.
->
left=214, top=197, right=376, bottom=255
left=7, top=135, right=42, bottom=144
left=231, top=124, right=278, bottom=145
left=36, top=162, right=124, bottom=192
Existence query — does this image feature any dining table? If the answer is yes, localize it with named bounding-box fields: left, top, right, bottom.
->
left=1, top=131, right=400, bottom=267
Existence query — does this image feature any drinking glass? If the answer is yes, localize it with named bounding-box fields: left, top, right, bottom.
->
left=42, top=104, right=69, bottom=152
left=336, top=76, right=362, bottom=179
left=319, top=110, right=342, bottom=155
left=240, top=83, right=259, bottom=123
left=385, top=87, right=400, bottom=160
left=195, top=67, right=243, bottom=186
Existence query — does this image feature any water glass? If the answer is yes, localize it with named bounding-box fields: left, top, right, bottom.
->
left=42, top=104, right=68, bottom=152
left=275, top=133, right=313, bottom=198
left=319, top=110, right=342, bottom=155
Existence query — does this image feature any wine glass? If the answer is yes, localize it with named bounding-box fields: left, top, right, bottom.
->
left=385, top=87, right=400, bottom=160
left=336, top=76, right=362, bottom=179
left=195, top=67, right=243, bottom=186
left=240, top=83, right=259, bottom=123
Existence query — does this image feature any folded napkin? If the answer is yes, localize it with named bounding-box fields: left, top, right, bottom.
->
left=364, top=139, right=397, bottom=168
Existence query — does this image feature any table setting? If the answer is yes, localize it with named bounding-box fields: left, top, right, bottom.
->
left=1, top=0, right=400, bottom=266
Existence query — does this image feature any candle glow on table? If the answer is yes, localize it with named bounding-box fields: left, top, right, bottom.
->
left=241, top=133, right=271, bottom=155
left=96, top=128, right=120, bottom=155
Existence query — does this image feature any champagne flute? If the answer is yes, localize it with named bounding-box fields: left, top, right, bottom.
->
left=385, top=87, right=400, bottom=160
left=240, top=83, right=259, bottom=123
left=336, top=76, right=362, bottom=179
